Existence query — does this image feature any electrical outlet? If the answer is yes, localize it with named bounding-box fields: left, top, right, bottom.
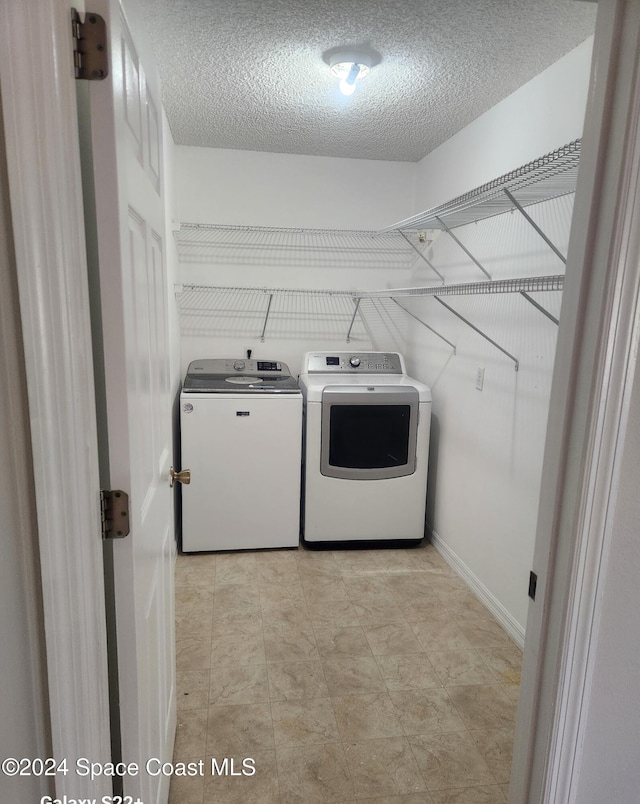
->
left=475, top=367, right=485, bottom=391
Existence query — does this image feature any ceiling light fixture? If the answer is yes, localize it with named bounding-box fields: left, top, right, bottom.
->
left=329, top=50, right=372, bottom=96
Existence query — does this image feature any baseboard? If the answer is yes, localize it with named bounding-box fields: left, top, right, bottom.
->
left=429, top=528, right=526, bottom=649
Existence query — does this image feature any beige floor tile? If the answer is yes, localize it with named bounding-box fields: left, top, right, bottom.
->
left=400, top=596, right=452, bottom=624
left=356, top=794, right=435, bottom=804
left=344, top=736, right=427, bottom=798
left=300, top=574, right=350, bottom=604
left=175, top=553, right=216, bottom=589
left=456, top=618, right=512, bottom=649
left=176, top=635, right=212, bottom=671
left=321, top=655, right=386, bottom=696
left=173, top=546, right=520, bottom=801
left=374, top=550, right=428, bottom=571
left=411, top=620, right=473, bottom=652
left=271, top=698, right=340, bottom=747
left=305, top=597, right=360, bottom=628
left=214, top=583, right=261, bottom=616
left=409, top=731, right=496, bottom=791
left=388, top=687, right=467, bottom=736
left=174, top=708, right=208, bottom=761
left=376, top=653, right=442, bottom=691
left=446, top=685, right=518, bottom=731
left=276, top=741, right=354, bottom=802
left=429, top=784, right=507, bottom=803
left=267, top=660, right=330, bottom=701
left=353, top=595, right=407, bottom=624
left=342, top=574, right=395, bottom=600
left=436, top=590, right=494, bottom=621
left=209, top=664, right=270, bottom=706
left=204, top=750, right=280, bottom=804
left=295, top=546, right=340, bottom=573
left=422, top=574, right=468, bottom=595
left=210, top=631, right=266, bottom=667
left=174, top=595, right=214, bottom=637
left=331, top=692, right=404, bottom=741
left=314, top=624, right=373, bottom=658
left=168, top=766, right=205, bottom=804
left=260, top=598, right=312, bottom=628
left=211, top=608, right=264, bottom=635
left=469, top=728, right=515, bottom=785
left=215, top=552, right=258, bottom=585
left=477, top=644, right=523, bottom=686
left=330, top=548, right=383, bottom=572
left=428, top=650, right=497, bottom=687
left=206, top=702, right=274, bottom=755
left=263, top=624, right=319, bottom=663
left=364, top=621, right=424, bottom=656
left=383, top=570, right=441, bottom=597
left=177, top=669, right=210, bottom=710
left=259, top=579, right=305, bottom=606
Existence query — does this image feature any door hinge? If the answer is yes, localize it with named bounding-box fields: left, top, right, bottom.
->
left=528, top=571, right=538, bottom=601
left=71, top=8, right=108, bottom=80
left=100, top=490, right=130, bottom=540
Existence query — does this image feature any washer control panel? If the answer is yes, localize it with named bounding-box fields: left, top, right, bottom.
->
left=304, top=352, right=404, bottom=374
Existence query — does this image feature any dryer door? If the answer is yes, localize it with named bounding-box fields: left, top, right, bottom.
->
left=321, top=386, right=419, bottom=480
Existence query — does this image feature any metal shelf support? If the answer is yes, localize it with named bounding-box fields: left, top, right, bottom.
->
left=345, top=297, right=361, bottom=343
left=259, top=294, right=273, bottom=342
left=503, top=188, right=567, bottom=265
left=391, top=299, right=456, bottom=354
left=520, top=292, right=559, bottom=325
left=435, top=216, right=492, bottom=279
left=397, top=230, right=445, bottom=283
left=433, top=297, right=520, bottom=371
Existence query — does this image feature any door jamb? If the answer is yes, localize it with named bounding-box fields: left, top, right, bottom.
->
left=0, top=1, right=112, bottom=798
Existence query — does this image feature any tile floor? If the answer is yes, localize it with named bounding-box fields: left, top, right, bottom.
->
left=170, top=542, right=521, bottom=803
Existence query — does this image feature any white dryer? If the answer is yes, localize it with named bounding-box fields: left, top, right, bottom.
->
left=180, top=358, right=302, bottom=552
left=298, top=351, right=431, bottom=546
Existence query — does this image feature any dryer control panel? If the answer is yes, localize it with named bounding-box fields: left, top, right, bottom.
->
left=303, top=352, right=404, bottom=374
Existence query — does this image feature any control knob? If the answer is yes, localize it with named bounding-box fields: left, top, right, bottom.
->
left=349, top=356, right=361, bottom=367
left=233, top=360, right=246, bottom=371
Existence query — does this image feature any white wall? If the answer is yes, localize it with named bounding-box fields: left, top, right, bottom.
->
left=177, top=147, right=415, bottom=230
left=175, top=148, right=416, bottom=375
left=405, top=39, right=593, bottom=637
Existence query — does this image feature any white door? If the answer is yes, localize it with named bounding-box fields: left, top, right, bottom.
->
left=82, top=2, right=176, bottom=802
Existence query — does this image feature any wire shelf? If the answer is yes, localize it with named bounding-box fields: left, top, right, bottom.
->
left=355, top=274, right=565, bottom=299
left=383, top=139, right=581, bottom=232
left=176, top=224, right=426, bottom=271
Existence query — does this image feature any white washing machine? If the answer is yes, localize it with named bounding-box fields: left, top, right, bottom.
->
left=298, top=351, right=431, bottom=546
left=180, top=358, right=302, bottom=552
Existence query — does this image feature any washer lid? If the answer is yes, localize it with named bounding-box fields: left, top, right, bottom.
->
left=225, top=376, right=263, bottom=384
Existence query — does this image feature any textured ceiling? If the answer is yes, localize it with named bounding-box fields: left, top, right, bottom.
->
left=137, top=0, right=597, bottom=162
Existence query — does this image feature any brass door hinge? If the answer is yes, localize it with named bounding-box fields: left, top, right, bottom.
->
left=100, top=489, right=130, bottom=540
left=71, top=8, right=108, bottom=80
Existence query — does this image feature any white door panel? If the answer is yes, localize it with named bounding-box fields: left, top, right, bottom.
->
left=83, top=2, right=176, bottom=802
